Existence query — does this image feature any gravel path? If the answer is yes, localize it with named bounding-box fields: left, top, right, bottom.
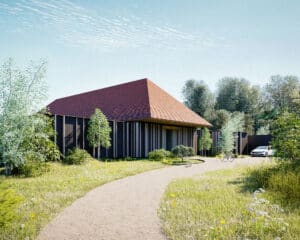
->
left=38, top=157, right=267, bottom=240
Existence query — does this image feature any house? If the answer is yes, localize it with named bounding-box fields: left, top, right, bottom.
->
left=47, top=78, right=211, bottom=158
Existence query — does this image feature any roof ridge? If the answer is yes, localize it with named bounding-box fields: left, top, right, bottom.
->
left=52, top=78, right=151, bottom=102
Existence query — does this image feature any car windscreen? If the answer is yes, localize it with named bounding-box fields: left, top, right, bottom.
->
left=256, top=146, right=268, bottom=150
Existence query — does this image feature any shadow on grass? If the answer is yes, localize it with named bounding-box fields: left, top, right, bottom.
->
left=163, top=158, right=205, bottom=166
left=228, top=162, right=300, bottom=211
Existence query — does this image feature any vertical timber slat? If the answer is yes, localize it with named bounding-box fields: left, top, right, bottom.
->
left=62, top=115, right=65, bottom=156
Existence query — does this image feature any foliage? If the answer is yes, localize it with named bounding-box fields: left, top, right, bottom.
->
left=64, top=148, right=91, bottom=165
left=271, top=112, right=300, bottom=163
left=0, top=159, right=164, bottom=239
left=182, top=79, right=214, bottom=118
left=159, top=168, right=300, bottom=240
left=22, top=113, right=61, bottom=162
left=0, top=59, right=55, bottom=174
left=257, top=124, right=270, bottom=135
left=198, top=128, right=212, bottom=152
left=87, top=108, right=111, bottom=158
left=148, top=149, right=171, bottom=161
left=0, top=187, right=24, bottom=228
left=18, top=156, right=50, bottom=177
left=220, top=113, right=244, bottom=154
left=206, top=109, right=230, bottom=131
left=246, top=164, right=300, bottom=209
left=264, top=75, right=300, bottom=112
left=215, top=77, right=260, bottom=114
left=171, top=145, right=194, bottom=161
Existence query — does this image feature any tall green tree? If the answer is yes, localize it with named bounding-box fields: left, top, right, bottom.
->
left=87, top=108, right=111, bottom=159
left=215, top=77, right=260, bottom=114
left=0, top=58, right=58, bottom=174
left=206, top=109, right=230, bottom=131
left=182, top=79, right=214, bottom=118
left=264, top=75, right=300, bottom=112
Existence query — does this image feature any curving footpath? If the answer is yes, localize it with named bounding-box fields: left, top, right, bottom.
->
left=38, top=157, right=268, bottom=240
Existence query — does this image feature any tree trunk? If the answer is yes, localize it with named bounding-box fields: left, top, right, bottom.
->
left=5, top=164, right=10, bottom=176
left=93, top=147, right=95, bottom=158
left=98, top=145, right=100, bottom=160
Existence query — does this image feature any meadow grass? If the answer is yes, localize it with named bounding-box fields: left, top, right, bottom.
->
left=159, top=167, right=300, bottom=240
left=0, top=159, right=164, bottom=240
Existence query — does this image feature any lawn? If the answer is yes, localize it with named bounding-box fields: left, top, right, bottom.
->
left=159, top=166, right=300, bottom=240
left=0, top=159, right=164, bottom=240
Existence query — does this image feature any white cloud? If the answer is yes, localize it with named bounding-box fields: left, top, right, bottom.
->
left=0, top=0, right=224, bottom=51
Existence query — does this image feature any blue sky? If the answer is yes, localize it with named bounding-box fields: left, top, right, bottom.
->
left=1, top=0, right=300, bottom=103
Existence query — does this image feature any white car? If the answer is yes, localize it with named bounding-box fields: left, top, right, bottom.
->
left=250, top=146, right=274, bottom=157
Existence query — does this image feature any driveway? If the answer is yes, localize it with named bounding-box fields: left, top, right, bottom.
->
left=38, top=157, right=268, bottom=240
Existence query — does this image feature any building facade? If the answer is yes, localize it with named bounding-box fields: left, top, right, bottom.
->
left=48, top=78, right=211, bottom=158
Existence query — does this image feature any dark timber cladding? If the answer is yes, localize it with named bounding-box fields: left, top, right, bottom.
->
left=54, top=115, right=197, bottom=158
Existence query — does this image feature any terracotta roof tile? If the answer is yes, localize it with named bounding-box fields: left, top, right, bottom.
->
left=47, top=78, right=211, bottom=127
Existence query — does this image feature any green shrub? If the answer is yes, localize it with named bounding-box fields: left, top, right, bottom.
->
left=64, top=148, right=91, bottom=165
left=0, top=188, right=24, bottom=228
left=148, top=149, right=171, bottom=161
left=17, top=152, right=50, bottom=177
left=268, top=168, right=300, bottom=207
left=187, top=147, right=195, bottom=156
left=271, top=112, right=300, bottom=163
left=246, top=164, right=300, bottom=209
left=171, top=145, right=193, bottom=161
left=19, top=161, right=50, bottom=177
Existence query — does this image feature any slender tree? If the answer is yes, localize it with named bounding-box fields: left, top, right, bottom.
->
left=198, top=128, right=212, bottom=156
left=220, top=113, right=244, bottom=155
left=87, top=108, right=111, bottom=159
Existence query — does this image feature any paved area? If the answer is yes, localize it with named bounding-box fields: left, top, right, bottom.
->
left=38, top=157, right=268, bottom=240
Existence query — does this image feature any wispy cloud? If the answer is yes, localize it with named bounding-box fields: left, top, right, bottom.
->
left=0, top=0, right=224, bottom=51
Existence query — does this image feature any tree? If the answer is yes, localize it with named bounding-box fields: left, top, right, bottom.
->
left=215, top=77, right=260, bottom=114
left=206, top=109, right=230, bottom=131
left=0, top=58, right=55, bottom=175
left=220, top=113, right=244, bottom=155
left=198, top=128, right=212, bottom=156
left=87, top=108, right=111, bottom=159
left=264, top=75, right=300, bottom=112
left=171, top=145, right=193, bottom=162
left=271, top=112, right=300, bottom=163
left=182, top=79, right=214, bottom=118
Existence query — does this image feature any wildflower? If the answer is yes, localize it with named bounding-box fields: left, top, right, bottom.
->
left=256, top=210, right=268, bottom=216
left=170, top=193, right=176, bottom=198
left=220, top=219, right=226, bottom=225
left=20, top=224, right=25, bottom=229
left=247, top=207, right=254, bottom=212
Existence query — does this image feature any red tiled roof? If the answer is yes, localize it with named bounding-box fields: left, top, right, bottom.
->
left=47, top=78, right=211, bottom=127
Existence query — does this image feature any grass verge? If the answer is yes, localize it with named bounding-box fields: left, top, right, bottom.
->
left=0, top=159, right=164, bottom=240
left=159, top=167, right=300, bottom=240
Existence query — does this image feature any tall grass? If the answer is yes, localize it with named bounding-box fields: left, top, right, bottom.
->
left=246, top=163, right=300, bottom=211
left=159, top=168, right=300, bottom=240
left=0, top=159, right=164, bottom=240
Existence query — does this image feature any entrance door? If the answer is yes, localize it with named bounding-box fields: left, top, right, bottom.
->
left=166, top=129, right=173, bottom=151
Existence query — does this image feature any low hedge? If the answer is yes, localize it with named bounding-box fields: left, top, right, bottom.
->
left=148, top=149, right=171, bottom=161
